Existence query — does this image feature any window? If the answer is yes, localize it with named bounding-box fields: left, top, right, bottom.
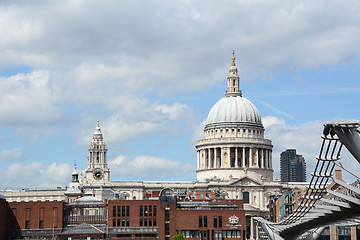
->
left=181, top=230, right=200, bottom=238
left=140, top=206, right=143, bottom=216
left=117, top=206, right=121, bottom=217
left=214, top=216, right=218, bottom=227
left=122, top=206, right=125, bottom=217
left=149, top=206, right=152, bottom=216
left=113, top=206, right=116, bottom=217
left=153, top=206, right=157, bottom=216
left=222, top=230, right=241, bottom=238
left=39, top=207, right=44, bottom=228
left=153, top=218, right=157, bottom=226
left=204, top=216, right=207, bottom=228
left=112, top=219, right=116, bottom=227
left=199, top=216, right=203, bottom=227
left=39, top=220, right=43, bottom=229
left=149, top=218, right=152, bottom=226
left=144, top=206, right=148, bottom=216
left=122, top=219, right=125, bottom=226
left=219, top=216, right=222, bottom=227
left=117, top=218, right=120, bottom=227
left=144, top=218, right=147, bottom=226
left=243, top=192, right=250, bottom=204
left=126, top=206, right=130, bottom=217
left=126, top=219, right=130, bottom=227
left=25, top=220, right=30, bottom=229
left=140, top=218, right=143, bottom=226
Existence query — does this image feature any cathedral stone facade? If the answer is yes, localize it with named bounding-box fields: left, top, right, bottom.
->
left=1, top=53, right=299, bottom=240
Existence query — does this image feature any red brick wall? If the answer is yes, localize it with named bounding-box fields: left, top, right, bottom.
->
left=8, top=201, right=64, bottom=230
left=0, top=198, right=8, bottom=240
left=108, top=198, right=245, bottom=240
left=174, top=201, right=245, bottom=239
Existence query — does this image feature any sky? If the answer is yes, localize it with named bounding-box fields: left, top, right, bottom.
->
left=0, top=0, right=360, bottom=189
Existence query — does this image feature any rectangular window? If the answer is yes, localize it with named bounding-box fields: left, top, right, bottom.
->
left=153, top=206, right=157, bottom=216
left=122, top=219, right=125, bottom=227
left=39, top=220, right=44, bottom=229
left=219, top=216, right=222, bottom=227
left=144, top=218, right=147, bottom=226
left=113, top=206, right=116, bottom=217
left=112, top=219, right=116, bottom=227
left=126, top=206, right=130, bottom=217
left=117, top=206, right=121, bottom=217
left=214, top=216, right=218, bottom=227
left=153, top=218, right=157, bottom=226
left=140, top=218, right=143, bottom=227
left=126, top=219, right=130, bottom=227
left=149, top=206, right=152, bottom=216
left=199, top=216, right=203, bottom=227
left=25, top=220, right=30, bottom=229
left=204, top=216, right=208, bottom=228
left=122, top=206, right=125, bottom=217
left=140, top=206, right=143, bottom=216
left=243, top=192, right=250, bottom=204
left=144, top=206, right=148, bottom=216
left=117, top=218, right=120, bottom=227
left=149, top=218, right=152, bottom=226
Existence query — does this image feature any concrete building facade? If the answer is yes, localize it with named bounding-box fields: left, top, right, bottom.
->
left=280, top=149, right=306, bottom=182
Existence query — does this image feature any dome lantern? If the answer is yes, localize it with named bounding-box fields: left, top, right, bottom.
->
left=225, top=50, right=242, bottom=97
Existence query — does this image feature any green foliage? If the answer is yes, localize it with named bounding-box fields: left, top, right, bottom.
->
left=173, top=234, right=184, bottom=240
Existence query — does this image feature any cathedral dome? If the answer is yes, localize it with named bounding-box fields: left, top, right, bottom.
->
left=206, top=96, right=262, bottom=126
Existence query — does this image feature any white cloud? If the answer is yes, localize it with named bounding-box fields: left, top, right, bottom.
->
left=1, top=1, right=360, bottom=93
left=108, top=155, right=195, bottom=179
left=1, top=162, right=72, bottom=189
left=15, top=126, right=58, bottom=144
left=264, top=116, right=360, bottom=183
left=263, top=116, right=324, bottom=180
left=74, top=101, right=195, bottom=146
left=0, top=71, right=63, bottom=125
left=0, top=147, right=24, bottom=162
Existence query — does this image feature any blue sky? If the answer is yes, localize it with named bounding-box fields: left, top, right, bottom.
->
left=0, top=0, right=360, bottom=189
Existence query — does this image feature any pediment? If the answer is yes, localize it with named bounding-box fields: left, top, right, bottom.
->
left=229, top=176, right=262, bottom=186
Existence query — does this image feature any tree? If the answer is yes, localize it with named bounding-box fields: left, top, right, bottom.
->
left=173, top=234, right=184, bottom=240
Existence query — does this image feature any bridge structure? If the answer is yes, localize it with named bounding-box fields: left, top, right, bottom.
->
left=255, top=120, right=360, bottom=240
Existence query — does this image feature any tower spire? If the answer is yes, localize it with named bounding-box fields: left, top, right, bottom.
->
left=225, top=51, right=242, bottom=97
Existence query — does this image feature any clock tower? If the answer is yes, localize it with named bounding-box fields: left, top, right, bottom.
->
left=84, top=120, right=110, bottom=186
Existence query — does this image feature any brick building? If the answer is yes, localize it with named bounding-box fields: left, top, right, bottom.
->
left=0, top=189, right=245, bottom=240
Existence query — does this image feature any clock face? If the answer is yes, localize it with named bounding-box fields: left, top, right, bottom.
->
left=93, top=169, right=104, bottom=180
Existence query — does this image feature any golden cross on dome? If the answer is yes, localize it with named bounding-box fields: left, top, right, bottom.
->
left=74, top=160, right=76, bottom=168
left=97, top=120, right=99, bottom=127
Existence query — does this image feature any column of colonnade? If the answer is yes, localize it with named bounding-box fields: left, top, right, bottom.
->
left=197, top=147, right=272, bottom=170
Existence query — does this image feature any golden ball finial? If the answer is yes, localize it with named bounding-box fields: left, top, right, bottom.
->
left=232, top=50, right=236, bottom=66
left=97, top=120, right=99, bottom=127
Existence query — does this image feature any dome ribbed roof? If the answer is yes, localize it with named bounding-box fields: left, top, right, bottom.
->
left=206, top=96, right=262, bottom=126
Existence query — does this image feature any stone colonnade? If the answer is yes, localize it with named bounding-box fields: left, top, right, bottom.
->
left=197, top=147, right=272, bottom=170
